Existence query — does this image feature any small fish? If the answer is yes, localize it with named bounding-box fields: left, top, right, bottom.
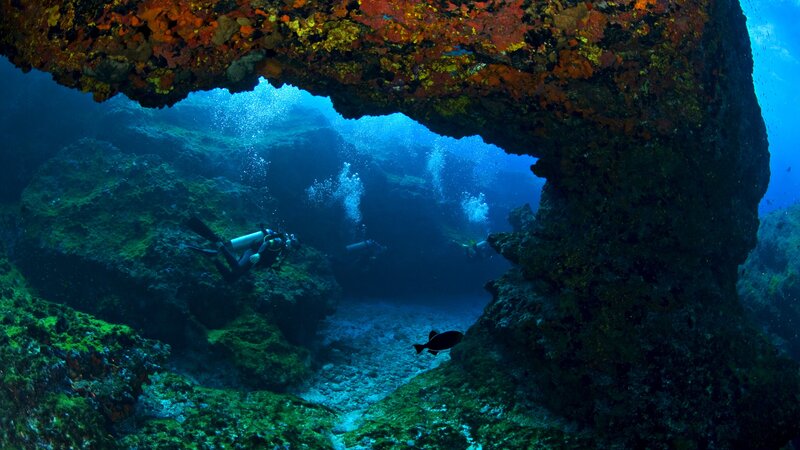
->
left=413, top=330, right=463, bottom=355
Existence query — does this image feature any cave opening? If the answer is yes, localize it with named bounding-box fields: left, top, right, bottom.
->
left=0, top=56, right=549, bottom=424
left=0, top=58, right=543, bottom=303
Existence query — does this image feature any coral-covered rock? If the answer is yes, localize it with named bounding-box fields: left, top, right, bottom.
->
left=16, top=138, right=339, bottom=370
left=450, top=0, right=799, bottom=446
left=252, top=246, right=339, bottom=344
left=18, top=138, right=259, bottom=343
left=507, top=203, right=535, bottom=233
left=457, top=265, right=800, bottom=447
left=207, top=314, right=310, bottom=390
left=738, top=204, right=800, bottom=359
left=346, top=363, right=594, bottom=449
left=120, top=372, right=334, bottom=448
left=487, top=203, right=537, bottom=266
left=0, top=0, right=735, bottom=158
left=0, top=257, right=166, bottom=448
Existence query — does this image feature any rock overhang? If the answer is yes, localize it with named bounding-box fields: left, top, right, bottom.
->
left=5, top=0, right=799, bottom=447
left=1, top=0, right=715, bottom=160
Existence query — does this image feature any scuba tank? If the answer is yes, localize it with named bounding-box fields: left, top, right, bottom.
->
left=345, top=239, right=383, bottom=253
left=229, top=229, right=274, bottom=250
left=346, top=240, right=372, bottom=252
left=187, top=217, right=293, bottom=253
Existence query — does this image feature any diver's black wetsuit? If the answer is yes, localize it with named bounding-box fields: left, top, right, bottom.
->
left=213, top=231, right=284, bottom=283
left=186, top=216, right=294, bottom=283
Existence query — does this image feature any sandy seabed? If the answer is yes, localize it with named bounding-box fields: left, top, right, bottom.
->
left=294, top=297, right=487, bottom=430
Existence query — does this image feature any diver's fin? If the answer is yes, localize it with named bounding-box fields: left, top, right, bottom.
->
left=413, top=344, right=425, bottom=354
left=428, top=349, right=439, bottom=356
left=213, top=260, right=239, bottom=284
left=428, top=330, right=438, bottom=340
left=186, top=216, right=223, bottom=243
left=185, top=245, right=219, bottom=256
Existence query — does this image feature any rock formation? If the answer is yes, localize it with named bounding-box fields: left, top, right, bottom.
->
left=17, top=138, right=340, bottom=389
left=0, top=257, right=167, bottom=448
left=2, top=0, right=798, bottom=446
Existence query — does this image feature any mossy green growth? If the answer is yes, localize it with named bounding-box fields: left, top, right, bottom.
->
left=255, top=246, right=339, bottom=308
left=0, top=259, right=138, bottom=355
left=207, top=314, right=310, bottom=390
left=15, top=138, right=281, bottom=343
left=248, top=245, right=339, bottom=345
left=738, top=203, right=800, bottom=359
left=20, top=139, right=263, bottom=267
left=37, top=310, right=138, bottom=355
left=346, top=363, right=593, bottom=449
left=0, top=257, right=166, bottom=449
left=33, top=393, right=113, bottom=448
left=432, top=95, right=472, bottom=118
left=120, top=372, right=335, bottom=448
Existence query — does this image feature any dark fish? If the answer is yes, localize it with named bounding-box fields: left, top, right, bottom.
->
left=788, top=166, right=792, bottom=172
left=413, top=330, right=463, bottom=355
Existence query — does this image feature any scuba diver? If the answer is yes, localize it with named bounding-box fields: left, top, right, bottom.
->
left=345, top=239, right=386, bottom=263
left=333, top=238, right=386, bottom=275
left=459, top=239, right=493, bottom=260
left=185, top=216, right=298, bottom=283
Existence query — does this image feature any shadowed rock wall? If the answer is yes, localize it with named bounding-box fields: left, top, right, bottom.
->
left=2, top=0, right=799, bottom=446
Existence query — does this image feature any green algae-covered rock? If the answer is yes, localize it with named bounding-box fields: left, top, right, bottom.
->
left=253, top=245, right=339, bottom=344
left=17, top=138, right=264, bottom=344
left=0, top=257, right=167, bottom=449
left=346, top=363, right=593, bottom=450
left=738, top=204, right=800, bottom=359
left=17, top=138, right=339, bottom=357
left=120, top=372, right=335, bottom=448
left=207, top=314, right=310, bottom=390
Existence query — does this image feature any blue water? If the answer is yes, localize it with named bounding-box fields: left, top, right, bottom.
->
left=742, top=0, right=800, bottom=215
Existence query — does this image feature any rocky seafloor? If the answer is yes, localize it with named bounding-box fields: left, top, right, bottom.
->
left=0, top=196, right=495, bottom=448
left=294, top=299, right=486, bottom=431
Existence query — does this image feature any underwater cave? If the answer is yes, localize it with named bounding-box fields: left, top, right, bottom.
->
left=1, top=0, right=800, bottom=448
